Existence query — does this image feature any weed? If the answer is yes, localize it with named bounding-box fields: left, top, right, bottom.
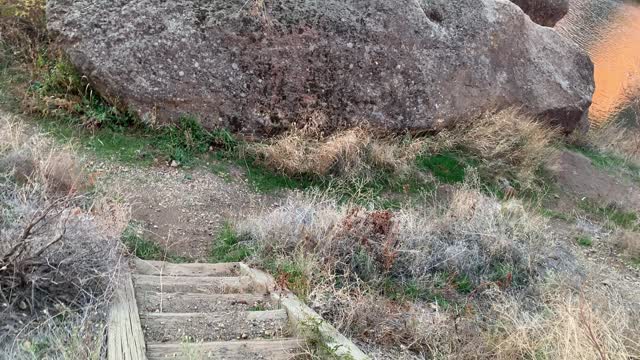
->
left=209, top=223, right=254, bottom=263
left=248, top=304, right=266, bottom=311
left=576, top=235, right=593, bottom=247
left=263, top=258, right=310, bottom=300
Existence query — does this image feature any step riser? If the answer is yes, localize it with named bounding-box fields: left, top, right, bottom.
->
left=141, top=310, right=290, bottom=343
left=136, top=292, right=276, bottom=313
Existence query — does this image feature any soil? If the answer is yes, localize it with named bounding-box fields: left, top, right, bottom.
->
left=98, top=163, right=285, bottom=260
left=547, top=150, right=640, bottom=212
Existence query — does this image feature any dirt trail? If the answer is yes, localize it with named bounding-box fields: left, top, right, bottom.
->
left=102, top=164, right=283, bottom=260
left=548, top=150, right=640, bottom=212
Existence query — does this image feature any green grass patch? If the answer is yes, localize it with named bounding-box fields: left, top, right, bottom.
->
left=263, top=259, right=310, bottom=300
left=576, top=235, right=593, bottom=247
left=416, top=152, right=467, bottom=184
left=209, top=223, right=254, bottom=263
left=121, top=225, right=190, bottom=263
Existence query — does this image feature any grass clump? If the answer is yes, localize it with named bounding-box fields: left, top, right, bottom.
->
left=428, top=108, right=560, bottom=193
left=576, top=235, right=593, bottom=247
left=121, top=225, right=190, bottom=263
left=209, top=223, right=254, bottom=263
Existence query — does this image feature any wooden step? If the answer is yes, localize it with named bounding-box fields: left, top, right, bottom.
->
left=136, top=292, right=277, bottom=313
left=134, top=259, right=239, bottom=277
left=146, top=338, right=306, bottom=360
left=133, top=274, right=255, bottom=294
left=140, top=310, right=289, bottom=343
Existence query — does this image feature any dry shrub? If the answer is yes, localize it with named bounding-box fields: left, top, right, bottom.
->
left=0, top=111, right=88, bottom=195
left=240, top=181, right=564, bottom=354
left=0, top=111, right=125, bottom=357
left=0, top=0, right=47, bottom=65
left=610, top=230, right=640, bottom=262
left=249, top=127, right=423, bottom=178
left=432, top=108, right=560, bottom=189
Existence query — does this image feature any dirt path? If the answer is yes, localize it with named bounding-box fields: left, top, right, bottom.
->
left=101, top=164, right=283, bottom=260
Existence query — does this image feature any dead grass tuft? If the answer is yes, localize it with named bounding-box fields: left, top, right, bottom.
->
left=581, top=120, right=640, bottom=165
left=249, top=127, right=421, bottom=178
left=432, top=108, right=560, bottom=189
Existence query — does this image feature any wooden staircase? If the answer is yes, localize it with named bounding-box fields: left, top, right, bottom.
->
left=108, top=259, right=305, bottom=360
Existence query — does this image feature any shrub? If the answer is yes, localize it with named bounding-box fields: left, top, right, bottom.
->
left=239, top=180, right=563, bottom=352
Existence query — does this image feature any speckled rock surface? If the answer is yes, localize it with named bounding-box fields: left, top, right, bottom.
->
left=47, top=0, right=594, bottom=134
left=510, top=0, right=570, bottom=27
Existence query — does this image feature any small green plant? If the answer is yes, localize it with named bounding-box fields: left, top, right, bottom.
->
left=540, top=208, right=572, bottom=222
left=416, top=152, right=467, bottom=184
left=209, top=223, right=254, bottom=263
left=121, top=225, right=189, bottom=263
left=248, top=303, right=266, bottom=311
left=576, top=235, right=593, bottom=247
left=264, top=258, right=310, bottom=300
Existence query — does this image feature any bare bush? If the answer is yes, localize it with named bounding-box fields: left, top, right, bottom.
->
left=0, top=112, right=124, bottom=357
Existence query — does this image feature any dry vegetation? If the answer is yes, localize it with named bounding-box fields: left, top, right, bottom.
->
left=239, top=185, right=640, bottom=359
left=0, top=112, right=127, bottom=359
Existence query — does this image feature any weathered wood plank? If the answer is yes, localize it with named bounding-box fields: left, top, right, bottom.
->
left=134, top=259, right=239, bottom=277
left=147, top=339, right=305, bottom=360
left=108, top=271, right=147, bottom=360
left=133, top=274, right=254, bottom=294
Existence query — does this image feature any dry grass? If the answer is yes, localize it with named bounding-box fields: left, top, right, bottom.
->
left=0, top=111, right=126, bottom=358
left=249, top=127, right=422, bottom=178
left=239, top=185, right=640, bottom=358
left=489, top=277, right=640, bottom=360
left=582, top=120, right=640, bottom=165
left=238, top=180, right=572, bottom=355
left=432, top=108, right=560, bottom=189
left=0, top=0, right=47, bottom=67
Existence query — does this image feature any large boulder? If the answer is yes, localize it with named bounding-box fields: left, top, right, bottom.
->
left=47, top=0, right=594, bottom=135
left=510, top=0, right=570, bottom=27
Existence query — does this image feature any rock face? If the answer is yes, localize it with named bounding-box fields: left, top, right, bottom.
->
left=47, top=0, right=594, bottom=135
left=510, top=0, right=570, bottom=27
